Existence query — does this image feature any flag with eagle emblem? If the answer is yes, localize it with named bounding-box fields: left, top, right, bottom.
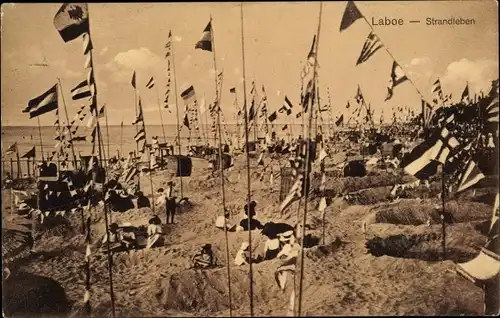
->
left=54, top=3, right=89, bottom=43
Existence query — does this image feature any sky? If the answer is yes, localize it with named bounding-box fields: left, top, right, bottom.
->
left=1, top=1, right=498, bottom=127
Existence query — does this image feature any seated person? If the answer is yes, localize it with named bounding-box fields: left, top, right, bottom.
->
left=274, top=233, right=301, bottom=291
left=234, top=241, right=251, bottom=266
left=239, top=201, right=264, bottom=231
left=192, top=244, right=216, bottom=269
left=146, top=215, right=164, bottom=249
left=136, top=191, right=151, bottom=209
left=215, top=211, right=236, bottom=232
left=101, top=223, right=135, bottom=252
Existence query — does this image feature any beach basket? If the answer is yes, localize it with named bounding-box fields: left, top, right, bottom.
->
left=166, top=155, right=192, bottom=177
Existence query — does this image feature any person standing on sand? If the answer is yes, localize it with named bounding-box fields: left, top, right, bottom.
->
left=165, top=181, right=177, bottom=224
left=146, top=215, right=163, bottom=249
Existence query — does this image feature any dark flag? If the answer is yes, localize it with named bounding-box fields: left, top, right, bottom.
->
left=72, top=136, right=87, bottom=142
left=356, top=32, right=383, bottom=66
left=461, top=84, right=470, bottom=104
left=355, top=85, right=364, bottom=105
left=53, top=3, right=89, bottom=42
left=249, top=101, right=255, bottom=121
left=71, top=80, right=91, bottom=100
left=146, top=77, right=155, bottom=89
left=183, top=113, right=190, bottom=129
left=279, top=96, right=293, bottom=115
left=5, top=143, right=17, bottom=155
left=385, top=61, right=408, bottom=101
left=296, top=112, right=302, bottom=119
left=268, top=111, right=277, bottom=123
left=131, top=71, right=136, bottom=89
left=335, top=114, right=344, bottom=127
left=195, top=21, right=212, bottom=52
left=23, top=84, right=58, bottom=118
left=346, top=101, right=351, bottom=109
left=339, top=1, right=363, bottom=32
left=181, top=85, right=196, bottom=105
left=229, top=87, right=236, bottom=93
left=282, top=125, right=288, bottom=131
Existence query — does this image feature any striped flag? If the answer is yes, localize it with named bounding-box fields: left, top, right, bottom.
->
left=181, top=86, right=196, bottom=106
left=402, top=115, right=459, bottom=179
left=132, top=99, right=144, bottom=125
left=456, top=159, right=485, bottom=193
left=356, top=32, right=383, bottom=66
left=146, top=77, right=155, bottom=89
left=134, top=127, right=146, bottom=143
left=432, top=78, right=444, bottom=102
left=485, top=96, right=499, bottom=123
left=5, top=142, right=17, bottom=155
left=23, top=84, right=58, bottom=118
left=195, top=21, right=212, bottom=52
left=71, top=80, right=92, bottom=100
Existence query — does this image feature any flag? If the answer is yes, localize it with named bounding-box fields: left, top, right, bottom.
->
left=195, top=21, right=212, bottom=52
left=134, top=127, right=146, bottom=143
left=98, top=105, right=105, bottom=119
left=53, top=3, right=89, bottom=42
left=282, top=125, right=288, bottom=131
left=23, top=85, right=58, bottom=118
left=279, top=96, right=293, bottom=115
left=339, top=1, right=363, bottom=31
left=296, top=112, right=302, bottom=119
left=355, top=85, right=364, bottom=105
left=280, top=174, right=304, bottom=214
left=432, top=78, right=444, bottom=102
left=183, top=114, right=190, bottom=129
left=19, top=147, right=36, bottom=159
left=489, top=193, right=499, bottom=235
left=165, top=30, right=172, bottom=57
left=422, top=99, right=434, bottom=127
left=300, top=35, right=317, bottom=112
left=356, top=32, right=383, bottom=66
left=268, top=111, right=278, bottom=123
left=335, top=114, right=344, bottom=127
left=146, top=77, right=155, bottom=89
left=132, top=99, right=143, bottom=125
left=385, top=61, right=408, bottom=101
left=124, top=166, right=139, bottom=184
left=71, top=80, right=91, bottom=100
left=131, top=71, right=136, bottom=89
left=456, top=159, right=485, bottom=193
left=461, top=84, right=470, bottom=104
left=402, top=115, right=459, bottom=178
left=485, top=96, right=499, bottom=123
left=5, top=142, right=17, bottom=155
left=82, top=33, right=92, bottom=55
left=346, top=101, right=351, bottom=109
left=249, top=102, right=255, bottom=122
left=229, top=87, right=236, bottom=93
left=181, top=86, right=196, bottom=105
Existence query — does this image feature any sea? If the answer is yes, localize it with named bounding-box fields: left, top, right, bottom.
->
left=1, top=123, right=307, bottom=159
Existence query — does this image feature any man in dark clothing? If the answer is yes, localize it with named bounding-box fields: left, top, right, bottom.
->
left=136, top=191, right=151, bottom=209
left=239, top=201, right=264, bottom=231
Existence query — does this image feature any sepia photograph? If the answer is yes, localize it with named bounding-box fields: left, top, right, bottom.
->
left=1, top=1, right=499, bottom=316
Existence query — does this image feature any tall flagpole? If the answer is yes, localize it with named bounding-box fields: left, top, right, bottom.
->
left=57, top=78, right=78, bottom=169
left=297, top=2, right=323, bottom=316
left=209, top=15, right=233, bottom=316
left=104, top=104, right=111, bottom=162
left=170, top=29, right=184, bottom=198
left=154, top=83, right=168, bottom=144
left=36, top=117, right=45, bottom=161
left=86, top=10, right=116, bottom=317
left=239, top=4, right=255, bottom=316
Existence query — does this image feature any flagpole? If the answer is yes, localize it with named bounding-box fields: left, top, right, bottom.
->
left=86, top=11, right=116, bottom=317
left=239, top=4, right=255, bottom=315
left=297, top=2, right=323, bottom=316
left=154, top=84, right=168, bottom=144
left=170, top=30, right=184, bottom=198
left=138, top=101, right=155, bottom=213
left=104, top=104, right=111, bottom=162
left=209, top=15, right=234, bottom=316
left=120, top=119, right=124, bottom=159
left=36, top=117, right=45, bottom=161
left=56, top=78, right=78, bottom=169
left=441, top=163, right=447, bottom=260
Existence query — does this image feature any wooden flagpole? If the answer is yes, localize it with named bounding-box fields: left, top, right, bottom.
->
left=297, top=2, right=323, bottom=316
left=170, top=29, right=184, bottom=198
left=86, top=10, right=116, bottom=317
left=210, top=14, right=233, bottom=316
left=239, top=5, right=255, bottom=315
left=441, top=164, right=447, bottom=260
left=120, top=119, right=124, bottom=159
left=104, top=104, right=111, bottom=162
left=154, top=83, right=168, bottom=144
left=36, top=118, right=45, bottom=161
